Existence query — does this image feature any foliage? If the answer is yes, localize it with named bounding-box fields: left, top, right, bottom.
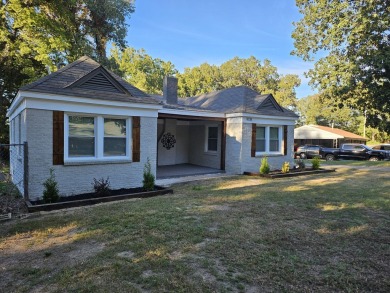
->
left=110, top=46, right=177, bottom=94
left=0, top=0, right=134, bottom=143
left=297, top=94, right=363, bottom=133
left=292, top=0, right=390, bottom=134
left=259, top=157, right=270, bottom=174
left=143, top=158, right=155, bottom=191
left=294, top=158, right=306, bottom=170
left=177, top=56, right=300, bottom=109
left=311, top=157, right=321, bottom=170
left=92, top=177, right=111, bottom=197
left=42, top=169, right=59, bottom=203
left=281, top=162, right=290, bottom=174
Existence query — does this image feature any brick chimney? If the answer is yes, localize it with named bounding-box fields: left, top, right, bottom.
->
left=163, top=76, right=178, bottom=104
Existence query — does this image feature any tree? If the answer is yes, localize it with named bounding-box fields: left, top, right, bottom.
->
left=297, top=94, right=362, bottom=134
left=110, top=46, right=177, bottom=94
left=177, top=56, right=300, bottom=109
left=0, top=0, right=134, bottom=143
left=292, top=0, right=390, bottom=133
left=178, top=63, right=222, bottom=97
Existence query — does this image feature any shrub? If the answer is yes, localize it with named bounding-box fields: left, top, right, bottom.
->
left=143, top=158, right=155, bottom=191
left=92, top=177, right=111, bottom=197
left=259, top=157, right=270, bottom=174
left=294, top=158, right=306, bottom=170
left=311, top=157, right=321, bottom=170
left=281, top=161, right=290, bottom=173
left=43, top=168, right=59, bottom=203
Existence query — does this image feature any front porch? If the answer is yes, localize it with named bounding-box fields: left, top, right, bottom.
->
left=156, top=163, right=223, bottom=179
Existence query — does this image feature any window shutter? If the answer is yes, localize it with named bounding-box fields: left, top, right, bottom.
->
left=132, top=116, right=140, bottom=162
left=53, top=111, right=64, bottom=165
left=283, top=125, right=288, bottom=155
left=251, top=124, right=256, bottom=157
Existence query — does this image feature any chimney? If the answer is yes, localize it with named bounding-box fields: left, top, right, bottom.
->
left=163, top=76, right=178, bottom=104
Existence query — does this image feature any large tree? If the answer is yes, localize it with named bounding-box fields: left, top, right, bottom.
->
left=292, top=0, right=390, bottom=133
left=110, top=46, right=177, bottom=94
left=0, top=0, right=134, bottom=143
left=297, top=94, right=362, bottom=134
left=178, top=56, right=300, bottom=108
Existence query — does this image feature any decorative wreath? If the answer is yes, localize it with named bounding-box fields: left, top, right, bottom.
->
left=161, top=132, right=176, bottom=150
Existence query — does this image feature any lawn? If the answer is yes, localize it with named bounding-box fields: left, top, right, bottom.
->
left=320, top=159, right=390, bottom=168
left=1, top=167, right=389, bottom=292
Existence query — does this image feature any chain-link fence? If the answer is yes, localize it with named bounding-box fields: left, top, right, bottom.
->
left=0, top=143, right=28, bottom=199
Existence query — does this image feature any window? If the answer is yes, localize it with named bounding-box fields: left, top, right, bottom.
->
left=255, top=125, right=282, bottom=154
left=104, top=118, right=126, bottom=156
left=65, top=114, right=131, bottom=162
left=68, top=116, right=95, bottom=157
left=256, top=126, right=266, bottom=152
left=206, top=126, right=218, bottom=152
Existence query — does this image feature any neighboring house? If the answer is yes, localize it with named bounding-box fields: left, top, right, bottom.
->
left=294, top=125, right=367, bottom=148
left=7, top=56, right=298, bottom=200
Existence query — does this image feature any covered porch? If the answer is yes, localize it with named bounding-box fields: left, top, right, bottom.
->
left=156, top=113, right=226, bottom=179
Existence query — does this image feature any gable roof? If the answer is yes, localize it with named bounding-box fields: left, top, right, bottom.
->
left=294, top=125, right=367, bottom=140
left=311, top=125, right=367, bottom=140
left=20, top=56, right=160, bottom=105
left=178, top=86, right=298, bottom=117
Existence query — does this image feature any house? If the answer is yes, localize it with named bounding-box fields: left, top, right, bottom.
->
left=7, top=56, right=298, bottom=200
left=294, top=125, right=367, bottom=148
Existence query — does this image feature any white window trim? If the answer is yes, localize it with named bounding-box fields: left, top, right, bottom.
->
left=255, top=125, right=283, bottom=156
left=64, top=113, right=132, bottom=163
left=204, top=125, right=219, bottom=154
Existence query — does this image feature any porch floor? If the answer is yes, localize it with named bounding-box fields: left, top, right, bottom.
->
left=156, top=163, right=223, bottom=179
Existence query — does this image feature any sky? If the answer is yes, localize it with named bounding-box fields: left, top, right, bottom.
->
left=124, top=0, right=317, bottom=98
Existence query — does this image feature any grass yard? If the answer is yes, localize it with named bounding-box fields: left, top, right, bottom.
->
left=320, top=159, right=390, bottom=168
left=1, top=167, right=389, bottom=292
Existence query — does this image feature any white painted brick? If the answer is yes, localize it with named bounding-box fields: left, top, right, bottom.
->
left=25, top=109, right=157, bottom=201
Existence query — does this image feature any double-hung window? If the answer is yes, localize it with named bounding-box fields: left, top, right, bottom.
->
left=255, top=125, right=282, bottom=155
left=205, top=126, right=218, bottom=152
left=65, top=114, right=131, bottom=162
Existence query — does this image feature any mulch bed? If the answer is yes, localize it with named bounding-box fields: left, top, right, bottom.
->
left=244, top=168, right=335, bottom=178
left=27, top=186, right=173, bottom=213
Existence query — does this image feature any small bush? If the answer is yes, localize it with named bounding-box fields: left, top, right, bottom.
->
left=143, top=158, right=155, bottom=191
left=92, top=177, right=111, bottom=197
left=43, top=168, right=59, bottom=203
left=259, top=157, right=270, bottom=174
left=294, top=158, right=306, bottom=170
left=311, top=157, right=321, bottom=170
left=281, top=162, right=290, bottom=173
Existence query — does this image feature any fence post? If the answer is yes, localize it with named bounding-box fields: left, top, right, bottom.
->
left=23, top=141, right=29, bottom=200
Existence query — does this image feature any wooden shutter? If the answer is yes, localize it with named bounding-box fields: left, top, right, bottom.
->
left=283, top=125, right=288, bottom=155
left=53, top=111, right=64, bottom=165
left=251, top=124, right=256, bottom=157
left=132, top=116, right=140, bottom=162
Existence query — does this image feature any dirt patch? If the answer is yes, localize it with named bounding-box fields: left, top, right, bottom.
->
left=0, top=195, right=28, bottom=216
left=0, top=225, right=105, bottom=290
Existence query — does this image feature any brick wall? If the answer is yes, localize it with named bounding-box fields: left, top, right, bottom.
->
left=26, top=109, right=157, bottom=201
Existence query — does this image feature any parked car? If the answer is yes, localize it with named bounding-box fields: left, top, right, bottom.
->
left=320, top=143, right=389, bottom=161
left=372, top=144, right=390, bottom=160
left=295, top=145, right=322, bottom=159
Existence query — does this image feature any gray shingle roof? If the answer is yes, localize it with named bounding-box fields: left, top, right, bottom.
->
left=20, top=56, right=160, bottom=105
left=159, top=86, right=298, bottom=118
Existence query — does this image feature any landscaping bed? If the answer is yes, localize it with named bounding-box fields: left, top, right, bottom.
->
left=27, top=186, right=173, bottom=212
left=244, top=168, right=335, bottom=178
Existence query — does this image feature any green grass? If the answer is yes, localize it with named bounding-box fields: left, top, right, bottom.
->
left=1, top=168, right=389, bottom=292
left=321, top=159, right=390, bottom=167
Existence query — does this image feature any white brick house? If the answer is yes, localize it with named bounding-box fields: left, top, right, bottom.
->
left=7, top=56, right=298, bottom=201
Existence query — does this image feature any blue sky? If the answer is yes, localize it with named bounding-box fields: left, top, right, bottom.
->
left=124, top=0, right=317, bottom=98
